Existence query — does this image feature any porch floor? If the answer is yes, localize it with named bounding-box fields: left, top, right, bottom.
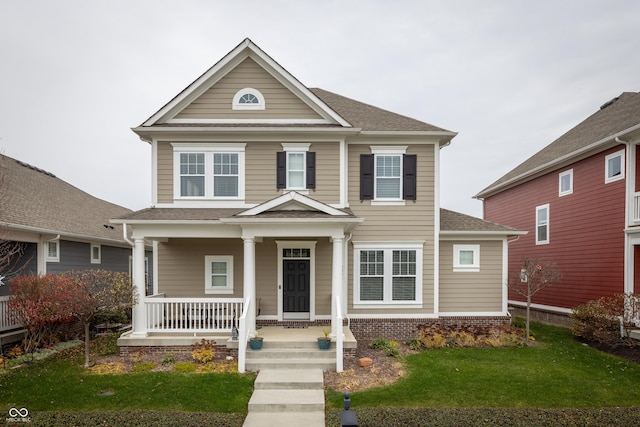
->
left=117, top=325, right=357, bottom=349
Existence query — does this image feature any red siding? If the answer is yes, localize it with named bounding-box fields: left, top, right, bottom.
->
left=484, top=145, right=626, bottom=310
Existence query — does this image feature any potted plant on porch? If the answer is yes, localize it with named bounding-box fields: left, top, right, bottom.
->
left=317, top=327, right=331, bottom=350
left=249, top=331, right=263, bottom=350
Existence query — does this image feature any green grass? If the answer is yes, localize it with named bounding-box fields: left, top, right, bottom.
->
left=327, top=321, right=640, bottom=409
left=0, top=335, right=255, bottom=414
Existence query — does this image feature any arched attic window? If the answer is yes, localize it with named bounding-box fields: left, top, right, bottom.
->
left=232, top=88, right=265, bottom=110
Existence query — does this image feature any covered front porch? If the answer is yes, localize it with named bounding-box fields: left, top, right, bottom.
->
left=115, top=192, right=363, bottom=372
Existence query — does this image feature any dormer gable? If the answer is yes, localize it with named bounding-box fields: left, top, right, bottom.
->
left=237, top=191, right=348, bottom=217
left=140, top=38, right=351, bottom=127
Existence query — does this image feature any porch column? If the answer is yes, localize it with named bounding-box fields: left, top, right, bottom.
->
left=331, top=235, right=344, bottom=338
left=243, top=237, right=256, bottom=334
left=131, top=238, right=147, bottom=337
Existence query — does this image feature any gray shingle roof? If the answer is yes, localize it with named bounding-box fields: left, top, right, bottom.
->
left=310, top=88, right=453, bottom=133
left=440, top=208, right=521, bottom=233
left=477, top=92, right=640, bottom=198
left=114, top=207, right=357, bottom=221
left=0, top=154, right=132, bottom=245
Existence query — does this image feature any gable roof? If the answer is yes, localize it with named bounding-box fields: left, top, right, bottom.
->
left=440, top=208, right=524, bottom=235
left=139, top=38, right=350, bottom=128
left=0, top=154, right=132, bottom=245
left=133, top=39, right=456, bottom=144
left=476, top=92, right=640, bottom=198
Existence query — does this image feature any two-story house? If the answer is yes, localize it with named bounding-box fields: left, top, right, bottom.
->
left=476, top=92, right=640, bottom=323
left=114, top=39, right=522, bottom=372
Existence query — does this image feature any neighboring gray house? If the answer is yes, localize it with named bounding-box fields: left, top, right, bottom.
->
left=0, top=153, right=152, bottom=333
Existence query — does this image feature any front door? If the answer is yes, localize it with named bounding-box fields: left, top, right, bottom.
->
left=283, top=259, right=310, bottom=318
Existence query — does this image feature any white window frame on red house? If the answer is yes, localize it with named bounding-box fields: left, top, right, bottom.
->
left=558, top=169, right=573, bottom=196
left=536, top=204, right=550, bottom=245
left=605, top=150, right=625, bottom=184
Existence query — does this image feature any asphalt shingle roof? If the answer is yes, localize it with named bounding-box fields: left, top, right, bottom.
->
left=440, top=208, right=520, bottom=233
left=0, top=154, right=132, bottom=244
left=477, top=92, right=640, bottom=197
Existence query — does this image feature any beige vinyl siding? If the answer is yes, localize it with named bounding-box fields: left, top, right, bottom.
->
left=254, top=239, right=278, bottom=316
left=157, top=238, right=244, bottom=298
left=246, top=141, right=341, bottom=205
left=313, top=238, right=333, bottom=316
left=439, top=240, right=504, bottom=312
left=157, top=141, right=174, bottom=204
left=346, top=143, right=436, bottom=315
left=175, top=58, right=321, bottom=120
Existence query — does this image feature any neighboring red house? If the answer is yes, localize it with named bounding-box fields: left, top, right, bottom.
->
left=475, top=92, right=640, bottom=319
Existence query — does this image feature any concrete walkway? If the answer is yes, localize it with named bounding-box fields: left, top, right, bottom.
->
left=242, top=369, right=325, bottom=427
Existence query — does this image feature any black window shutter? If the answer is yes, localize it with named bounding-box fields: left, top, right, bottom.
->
left=403, top=154, right=417, bottom=200
left=276, top=151, right=286, bottom=189
left=306, top=151, right=316, bottom=189
left=360, top=154, right=374, bottom=200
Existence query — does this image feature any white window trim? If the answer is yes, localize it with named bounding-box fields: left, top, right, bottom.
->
left=605, top=150, right=625, bottom=184
left=172, top=143, right=246, bottom=201
left=558, top=169, right=573, bottom=196
left=370, top=146, right=408, bottom=205
left=232, top=87, right=265, bottom=110
left=46, top=240, right=59, bottom=263
left=205, top=255, right=234, bottom=295
left=536, top=204, right=550, bottom=245
left=353, top=241, right=423, bottom=308
left=453, top=244, right=480, bottom=272
left=91, top=244, right=101, bottom=264
left=281, top=143, right=311, bottom=192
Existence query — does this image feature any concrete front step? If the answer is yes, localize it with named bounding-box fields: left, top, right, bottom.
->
left=243, top=411, right=325, bottom=427
left=254, top=369, right=324, bottom=389
left=246, top=340, right=337, bottom=371
left=246, top=358, right=335, bottom=371
left=248, top=389, right=325, bottom=412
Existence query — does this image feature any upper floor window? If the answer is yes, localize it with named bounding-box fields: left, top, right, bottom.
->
left=276, top=143, right=316, bottom=191
left=536, top=204, right=549, bottom=245
left=360, top=146, right=416, bottom=203
left=91, top=244, right=101, bottom=264
left=453, top=244, right=480, bottom=272
left=173, top=143, right=246, bottom=201
left=232, top=88, right=265, bottom=110
left=605, top=150, right=624, bottom=183
left=559, top=169, right=573, bottom=196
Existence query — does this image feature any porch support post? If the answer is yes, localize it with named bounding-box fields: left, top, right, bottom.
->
left=331, top=235, right=344, bottom=338
left=131, top=237, right=148, bottom=337
left=243, top=237, right=256, bottom=334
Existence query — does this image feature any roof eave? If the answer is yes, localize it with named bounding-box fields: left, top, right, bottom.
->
left=475, top=124, right=640, bottom=199
left=440, top=230, right=528, bottom=237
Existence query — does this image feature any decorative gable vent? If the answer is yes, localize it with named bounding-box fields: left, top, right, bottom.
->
left=232, top=87, right=265, bottom=110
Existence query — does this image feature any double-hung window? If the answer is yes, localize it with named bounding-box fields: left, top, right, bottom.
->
left=536, top=204, right=549, bottom=245
left=46, top=240, right=59, bottom=262
left=91, top=244, right=101, bottom=264
left=276, top=143, right=316, bottom=191
left=354, top=242, right=423, bottom=306
left=173, top=143, right=245, bottom=201
left=205, top=255, right=234, bottom=294
left=360, top=146, right=416, bottom=203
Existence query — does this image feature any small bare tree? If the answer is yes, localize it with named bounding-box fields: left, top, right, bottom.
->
left=509, top=258, right=562, bottom=343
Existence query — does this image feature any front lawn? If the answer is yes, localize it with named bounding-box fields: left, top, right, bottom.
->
left=0, top=335, right=255, bottom=417
left=327, top=321, right=640, bottom=409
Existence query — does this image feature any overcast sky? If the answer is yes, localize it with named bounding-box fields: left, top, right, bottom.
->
left=1, top=1, right=639, bottom=218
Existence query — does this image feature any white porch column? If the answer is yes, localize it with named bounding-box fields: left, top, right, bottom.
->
left=131, top=238, right=148, bottom=337
left=331, top=236, right=344, bottom=338
left=243, top=237, right=256, bottom=334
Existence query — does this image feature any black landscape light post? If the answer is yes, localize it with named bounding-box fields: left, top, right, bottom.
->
left=340, top=392, right=358, bottom=426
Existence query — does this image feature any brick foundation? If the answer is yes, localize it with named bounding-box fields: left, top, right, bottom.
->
left=120, top=343, right=238, bottom=361
left=349, top=316, right=512, bottom=341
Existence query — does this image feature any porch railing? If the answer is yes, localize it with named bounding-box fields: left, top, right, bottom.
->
left=145, top=297, right=243, bottom=334
left=0, top=295, right=21, bottom=332
left=633, top=192, right=640, bottom=223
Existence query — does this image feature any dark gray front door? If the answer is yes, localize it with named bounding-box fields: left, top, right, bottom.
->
left=283, top=259, right=310, bottom=313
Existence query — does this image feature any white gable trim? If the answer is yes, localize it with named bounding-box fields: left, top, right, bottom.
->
left=142, top=38, right=351, bottom=128
left=238, top=191, right=348, bottom=217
